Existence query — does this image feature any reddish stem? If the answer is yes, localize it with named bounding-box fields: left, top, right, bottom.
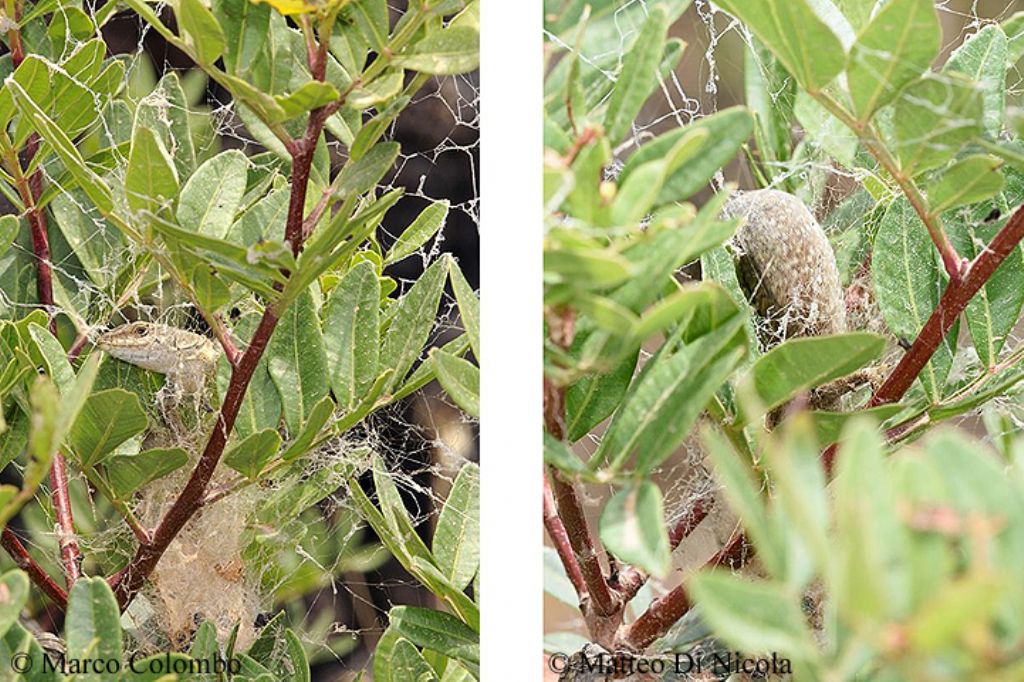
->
left=109, top=97, right=332, bottom=609
left=824, top=203, right=1024, bottom=474
left=544, top=476, right=587, bottom=600
left=619, top=533, right=748, bottom=651
left=1, top=529, right=67, bottom=607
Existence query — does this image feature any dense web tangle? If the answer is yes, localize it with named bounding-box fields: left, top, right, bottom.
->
left=0, top=1, right=479, bottom=675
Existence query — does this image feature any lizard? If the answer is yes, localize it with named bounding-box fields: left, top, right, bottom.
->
left=96, top=322, right=221, bottom=434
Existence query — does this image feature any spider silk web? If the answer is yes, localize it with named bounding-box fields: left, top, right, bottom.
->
left=0, top=1, right=478, bottom=677
left=544, top=0, right=1024, bottom=655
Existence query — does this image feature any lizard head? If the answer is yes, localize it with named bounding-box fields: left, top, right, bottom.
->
left=97, top=321, right=158, bottom=353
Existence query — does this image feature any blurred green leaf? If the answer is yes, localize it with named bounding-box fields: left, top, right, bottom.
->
left=846, top=0, right=939, bottom=121
left=736, top=333, right=886, bottom=427
left=688, top=572, right=815, bottom=660
left=66, top=578, right=122, bottom=678
left=600, top=482, right=670, bottom=578
left=178, top=0, right=227, bottom=65
left=0, top=570, right=29, bottom=638
left=618, top=107, right=753, bottom=206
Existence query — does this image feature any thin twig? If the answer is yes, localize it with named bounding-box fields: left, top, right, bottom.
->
left=1, top=529, right=67, bottom=607
left=544, top=476, right=587, bottom=600
left=813, top=91, right=965, bottom=281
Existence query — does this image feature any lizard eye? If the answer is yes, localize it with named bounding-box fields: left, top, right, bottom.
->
left=134, top=326, right=149, bottom=337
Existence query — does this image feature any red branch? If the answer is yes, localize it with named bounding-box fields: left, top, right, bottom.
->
left=1, top=529, right=67, bottom=607
left=618, top=533, right=748, bottom=651
left=108, top=68, right=333, bottom=609
left=824, top=202, right=1024, bottom=474
left=544, top=476, right=587, bottom=599
left=544, top=305, right=618, bottom=618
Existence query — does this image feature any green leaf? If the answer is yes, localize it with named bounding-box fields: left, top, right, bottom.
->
left=280, top=395, right=334, bottom=461
left=388, top=606, right=479, bottom=668
left=212, top=0, right=270, bottom=75
left=0, top=570, right=29, bottom=638
left=68, top=388, right=148, bottom=467
left=431, top=349, right=479, bottom=417
left=688, top=572, right=814, bottom=658
left=597, top=316, right=747, bottom=473
left=388, top=638, right=438, bottom=682
left=190, top=265, right=232, bottom=312
left=107, top=448, right=189, bottom=497
left=929, top=155, right=1005, bottom=213
left=224, top=428, right=282, bottom=480
left=448, top=259, right=479, bottom=361
left=703, top=428, right=780, bottom=575
left=381, top=256, right=448, bottom=391
left=565, top=351, right=637, bottom=442
left=543, top=431, right=586, bottom=475
left=602, top=6, right=667, bottom=145
left=9, top=79, right=115, bottom=215
left=126, top=125, right=180, bottom=216
left=394, top=25, right=479, bottom=75
left=349, top=70, right=404, bottom=109
left=334, top=142, right=401, bottom=201
left=872, top=198, right=952, bottom=401
left=735, top=333, right=886, bottom=426
left=275, top=81, right=341, bottom=118
left=1005, top=10, right=1024, bottom=64
left=832, top=418, right=908, bottom=625
left=324, top=262, right=380, bottom=410
left=385, top=200, right=449, bottom=266
left=0, top=215, right=18, bottom=257
left=715, top=0, right=844, bottom=91
left=433, top=463, right=479, bottom=591
left=807, top=405, right=904, bottom=448
left=2, top=622, right=60, bottom=682
left=66, top=578, right=122, bottom=680
left=893, top=73, right=983, bottom=176
left=177, top=150, right=248, bottom=238
left=267, top=289, right=330, bottom=434
left=544, top=249, right=633, bottom=290
left=178, top=0, right=227, bottom=65
left=794, top=91, right=858, bottom=167
left=943, top=24, right=1008, bottom=135
left=618, top=107, right=753, bottom=206
left=846, top=0, right=939, bottom=121
left=600, top=482, right=671, bottom=579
